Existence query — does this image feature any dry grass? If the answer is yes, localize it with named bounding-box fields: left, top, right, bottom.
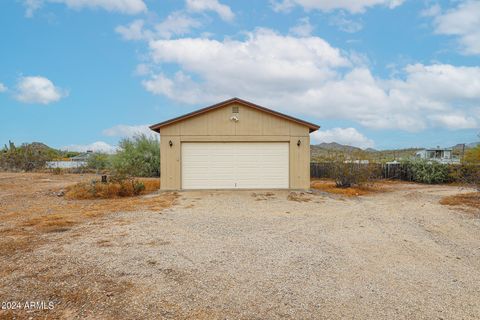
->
left=251, top=192, right=276, bottom=201
left=0, top=236, right=36, bottom=257
left=0, top=172, right=178, bottom=318
left=0, top=173, right=176, bottom=256
left=287, top=192, right=311, bottom=202
left=65, top=177, right=160, bottom=200
left=440, top=192, right=480, bottom=212
left=310, top=179, right=389, bottom=197
left=0, top=262, right=136, bottom=319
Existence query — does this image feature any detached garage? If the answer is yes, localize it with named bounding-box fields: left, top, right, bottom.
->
left=149, top=98, right=319, bottom=190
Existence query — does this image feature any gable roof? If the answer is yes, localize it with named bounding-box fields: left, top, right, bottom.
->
left=149, top=98, right=320, bottom=133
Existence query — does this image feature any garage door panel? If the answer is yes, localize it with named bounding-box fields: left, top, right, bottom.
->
left=182, top=142, right=288, bottom=189
left=186, top=181, right=234, bottom=189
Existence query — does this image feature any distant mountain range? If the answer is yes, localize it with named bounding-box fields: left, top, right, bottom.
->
left=311, top=141, right=479, bottom=162
left=314, top=142, right=364, bottom=153
left=314, top=141, right=479, bottom=152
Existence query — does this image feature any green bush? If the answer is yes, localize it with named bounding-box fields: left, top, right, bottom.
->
left=110, top=134, right=160, bottom=177
left=87, top=153, right=111, bottom=171
left=405, top=159, right=449, bottom=184
left=133, top=180, right=145, bottom=195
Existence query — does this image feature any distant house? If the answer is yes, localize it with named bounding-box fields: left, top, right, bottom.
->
left=415, top=147, right=460, bottom=164
left=46, top=150, right=93, bottom=169
left=344, top=160, right=370, bottom=164
left=69, top=150, right=94, bottom=162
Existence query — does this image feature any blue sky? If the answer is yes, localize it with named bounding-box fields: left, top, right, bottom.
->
left=1, top=0, right=479, bottom=151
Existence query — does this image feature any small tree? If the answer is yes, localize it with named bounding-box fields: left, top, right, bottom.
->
left=327, top=152, right=380, bottom=188
left=87, top=153, right=111, bottom=172
left=111, top=134, right=160, bottom=177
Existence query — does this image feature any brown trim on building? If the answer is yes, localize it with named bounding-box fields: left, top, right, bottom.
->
left=149, top=97, right=320, bottom=133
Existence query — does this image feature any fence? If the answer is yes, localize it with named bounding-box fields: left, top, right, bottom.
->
left=381, top=163, right=414, bottom=181
left=310, top=162, right=414, bottom=181
left=46, top=161, right=87, bottom=169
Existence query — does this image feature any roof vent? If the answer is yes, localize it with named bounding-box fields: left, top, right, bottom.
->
left=232, top=106, right=239, bottom=113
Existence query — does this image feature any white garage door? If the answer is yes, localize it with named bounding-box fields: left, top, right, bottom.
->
left=181, top=142, right=289, bottom=189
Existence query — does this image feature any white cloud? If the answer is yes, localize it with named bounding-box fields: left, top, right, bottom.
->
left=271, top=0, right=404, bottom=14
left=15, top=76, right=67, bottom=104
left=116, top=13, right=201, bottom=41
left=311, top=127, right=375, bottom=149
left=62, top=141, right=117, bottom=154
left=143, top=74, right=176, bottom=97
left=289, top=17, right=314, bottom=37
left=0, top=83, right=7, bottom=92
left=103, top=124, right=158, bottom=138
left=24, top=0, right=147, bottom=17
left=24, top=0, right=42, bottom=17
left=148, top=28, right=350, bottom=80
left=139, top=29, right=480, bottom=132
left=186, top=0, right=235, bottom=21
left=431, top=1, right=480, bottom=55
left=134, top=63, right=151, bottom=76
left=115, top=19, right=151, bottom=41
left=329, top=13, right=363, bottom=33
left=429, top=114, right=477, bottom=130
left=155, top=12, right=202, bottom=39
left=420, top=4, right=441, bottom=18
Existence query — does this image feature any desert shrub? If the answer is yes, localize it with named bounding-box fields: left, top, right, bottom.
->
left=404, top=159, right=449, bottom=184
left=65, top=177, right=158, bottom=199
left=464, top=145, right=480, bottom=164
left=133, top=180, right=145, bottom=194
left=110, top=134, right=160, bottom=177
left=87, top=153, right=111, bottom=171
left=450, top=164, right=480, bottom=191
left=51, top=167, right=63, bottom=175
left=312, top=152, right=380, bottom=188
left=331, top=161, right=381, bottom=188
left=459, top=146, right=480, bottom=190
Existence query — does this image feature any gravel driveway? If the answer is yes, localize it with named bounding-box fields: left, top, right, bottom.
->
left=3, top=183, right=480, bottom=319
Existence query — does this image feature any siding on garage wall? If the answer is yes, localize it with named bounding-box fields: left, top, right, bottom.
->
left=159, top=103, right=311, bottom=190
left=160, top=136, right=181, bottom=190
left=161, top=103, right=309, bottom=137
left=289, top=136, right=310, bottom=189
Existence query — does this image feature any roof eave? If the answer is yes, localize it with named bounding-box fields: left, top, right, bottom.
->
left=149, top=98, right=320, bottom=133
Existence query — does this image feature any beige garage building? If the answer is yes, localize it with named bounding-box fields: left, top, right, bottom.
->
left=150, top=98, right=319, bottom=190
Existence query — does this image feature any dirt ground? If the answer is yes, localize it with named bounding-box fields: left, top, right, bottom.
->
left=1, top=173, right=479, bottom=319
